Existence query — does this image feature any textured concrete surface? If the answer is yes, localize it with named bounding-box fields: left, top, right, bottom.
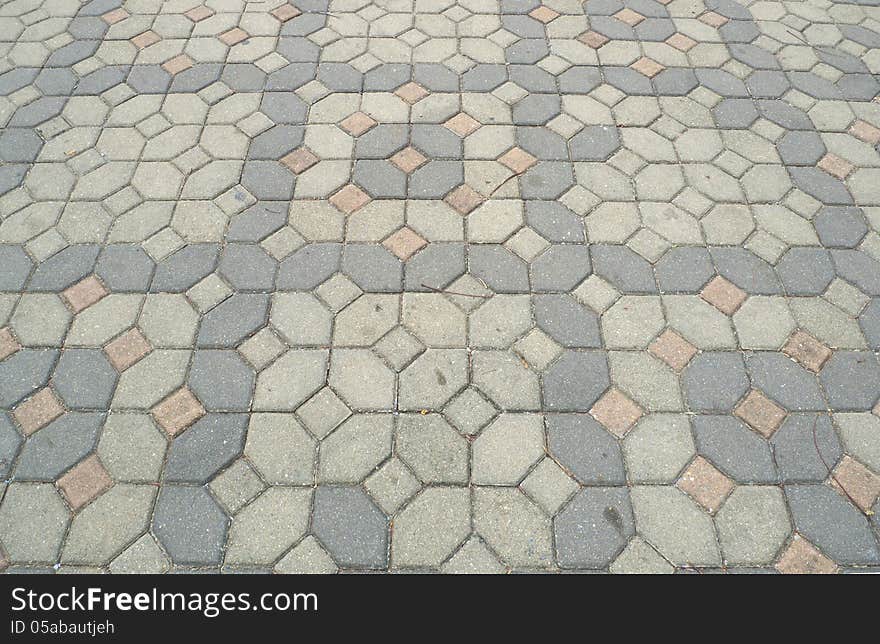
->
left=0, top=0, right=879, bottom=573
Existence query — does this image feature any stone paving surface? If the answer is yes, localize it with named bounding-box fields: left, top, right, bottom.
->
left=1, top=0, right=880, bottom=575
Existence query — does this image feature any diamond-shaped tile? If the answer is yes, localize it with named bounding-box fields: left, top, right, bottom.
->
left=577, top=30, right=609, bottom=49
left=783, top=330, right=832, bottom=373
left=775, top=535, right=837, bottom=574
left=699, top=11, right=729, bottom=27
left=677, top=456, right=734, bottom=514
left=219, top=28, right=249, bottom=46
left=497, top=147, right=537, bottom=174
left=373, top=326, right=424, bottom=371
left=339, top=111, right=377, bottom=136
left=56, top=455, right=113, bottom=511
left=296, top=387, right=352, bottom=439
left=271, top=4, right=302, bottom=22
left=390, top=146, right=427, bottom=173
left=104, top=328, right=152, bottom=372
left=365, top=458, right=421, bottom=514
left=505, top=227, right=549, bottom=261
left=329, top=184, right=371, bottom=214
left=444, top=184, right=485, bottom=214
left=734, top=390, right=787, bottom=438
left=614, top=8, right=645, bottom=26
left=281, top=148, right=319, bottom=174
left=394, top=82, right=429, bottom=104
left=102, top=8, right=129, bottom=24
left=529, top=6, right=559, bottom=23
left=0, top=327, right=21, bottom=362
left=817, top=153, right=853, bottom=180
left=131, top=30, right=161, bottom=50
left=315, top=274, right=362, bottom=312
left=631, top=57, right=665, bottom=78
left=700, top=276, right=747, bottom=315
left=162, top=54, right=193, bottom=75
left=62, top=275, right=108, bottom=314
left=151, top=388, right=205, bottom=438
left=514, top=329, right=562, bottom=371
left=383, top=227, right=427, bottom=260
left=831, top=455, right=880, bottom=513
left=444, top=387, right=498, bottom=435
left=184, top=6, right=214, bottom=22
left=648, top=329, right=697, bottom=372
left=13, top=388, right=64, bottom=436
left=238, top=327, right=285, bottom=371
left=666, top=33, right=697, bottom=52
left=849, top=120, right=880, bottom=144
left=444, top=112, right=481, bottom=137
left=589, top=388, right=644, bottom=438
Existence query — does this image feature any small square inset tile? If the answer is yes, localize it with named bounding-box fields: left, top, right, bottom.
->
left=394, top=82, right=429, bottom=104
left=631, top=57, right=665, bottom=78
left=589, top=388, right=644, bottom=438
left=102, top=8, right=129, bottom=24
left=238, top=327, right=285, bottom=371
left=329, top=184, right=371, bottom=214
left=131, top=30, right=160, bottom=50
left=62, top=275, right=108, bottom=313
left=443, top=112, right=481, bottom=137
left=577, top=30, right=609, bottom=49
left=390, top=146, right=427, bottom=173
left=614, top=8, right=645, bottom=27
left=666, top=33, right=697, bottom=52
left=56, top=454, right=113, bottom=511
left=187, top=274, right=233, bottom=313
left=783, top=330, right=832, bottom=373
left=831, top=455, right=880, bottom=513
left=775, top=535, right=837, bottom=574
left=316, top=275, right=362, bottom=312
left=817, top=153, right=853, bottom=180
left=514, top=329, right=562, bottom=371
left=280, top=148, right=319, bottom=174
left=184, top=6, right=214, bottom=22
left=373, top=326, right=424, bottom=371
left=497, top=147, right=537, bottom=174
left=383, top=227, right=427, bottom=260
left=648, top=329, right=697, bottom=372
left=0, top=327, right=21, bottom=362
left=849, top=120, right=880, bottom=144
left=505, top=227, right=550, bottom=261
left=677, top=456, right=734, bottom=513
left=444, top=184, right=485, bottom=214
left=219, top=28, right=249, bottom=46
left=700, top=275, right=747, bottom=315
left=296, top=387, right=351, bottom=439
left=162, top=54, right=193, bottom=75
left=271, top=4, right=302, bottom=22
left=339, top=111, right=377, bottom=136
left=734, top=390, right=787, bottom=438
left=13, top=388, right=64, bottom=436
left=529, top=6, right=559, bottom=23
left=699, top=11, right=729, bottom=27
left=104, top=328, right=152, bottom=372
left=151, top=387, right=205, bottom=438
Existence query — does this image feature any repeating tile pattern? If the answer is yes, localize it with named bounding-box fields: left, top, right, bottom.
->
left=1, top=0, right=880, bottom=575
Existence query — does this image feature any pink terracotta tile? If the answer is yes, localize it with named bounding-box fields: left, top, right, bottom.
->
left=62, top=275, right=108, bottom=313
left=151, top=387, right=205, bottom=438
left=56, top=455, right=113, bottom=511
left=13, top=388, right=64, bottom=436
left=104, top=328, right=151, bottom=372
left=589, top=388, right=644, bottom=438
left=776, top=535, right=838, bottom=574
left=677, top=456, right=734, bottom=514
